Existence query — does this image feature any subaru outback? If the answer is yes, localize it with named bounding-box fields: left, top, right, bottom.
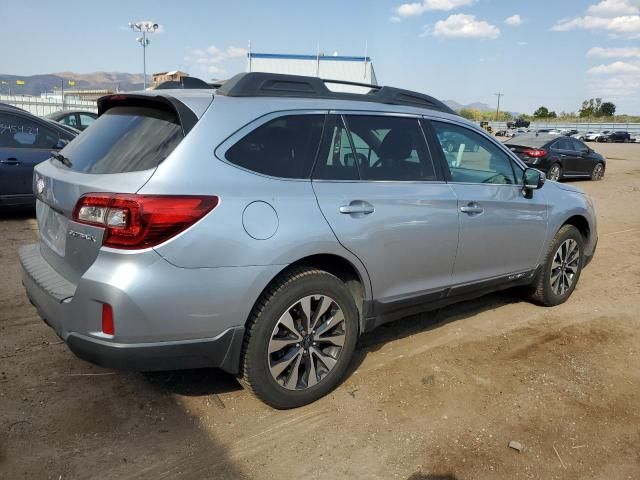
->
left=19, top=73, right=598, bottom=408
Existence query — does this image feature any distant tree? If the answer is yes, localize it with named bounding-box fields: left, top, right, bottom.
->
left=580, top=99, right=595, bottom=117
left=533, top=106, right=550, bottom=118
left=458, top=108, right=483, bottom=121
left=548, top=111, right=557, bottom=118
left=599, top=102, right=616, bottom=116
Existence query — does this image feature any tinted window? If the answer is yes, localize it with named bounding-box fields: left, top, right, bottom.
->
left=344, top=116, right=436, bottom=181
left=553, top=138, right=572, bottom=150
left=225, top=115, right=324, bottom=179
left=59, top=106, right=183, bottom=174
left=313, top=116, right=359, bottom=180
left=432, top=121, right=516, bottom=185
left=571, top=139, right=589, bottom=153
left=0, top=113, right=60, bottom=149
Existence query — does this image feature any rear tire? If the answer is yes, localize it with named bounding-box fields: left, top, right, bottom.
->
left=591, top=162, right=604, bottom=181
left=529, top=225, right=584, bottom=307
left=239, top=268, right=358, bottom=409
left=548, top=163, right=562, bottom=182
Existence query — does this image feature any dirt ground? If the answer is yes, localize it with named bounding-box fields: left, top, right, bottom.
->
left=1, top=142, right=639, bottom=480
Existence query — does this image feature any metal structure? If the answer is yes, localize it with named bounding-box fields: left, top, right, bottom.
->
left=128, top=22, right=159, bottom=89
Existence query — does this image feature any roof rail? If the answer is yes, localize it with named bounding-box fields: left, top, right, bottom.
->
left=216, top=73, right=457, bottom=115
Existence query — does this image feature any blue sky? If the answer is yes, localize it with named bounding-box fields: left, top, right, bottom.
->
left=3, top=0, right=640, bottom=114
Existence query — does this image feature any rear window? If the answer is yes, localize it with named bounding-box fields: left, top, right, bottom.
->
left=59, top=106, right=183, bottom=174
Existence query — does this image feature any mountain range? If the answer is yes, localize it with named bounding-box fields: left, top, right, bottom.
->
left=0, top=72, right=497, bottom=114
left=0, top=72, right=146, bottom=95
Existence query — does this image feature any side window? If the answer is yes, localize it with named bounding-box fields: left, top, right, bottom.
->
left=571, top=139, right=589, bottom=153
left=61, top=114, right=78, bottom=127
left=344, top=115, right=437, bottom=181
left=0, top=113, right=59, bottom=149
left=313, top=116, right=360, bottom=180
left=79, top=114, right=95, bottom=128
left=225, top=114, right=324, bottom=179
left=553, top=138, right=572, bottom=151
left=431, top=121, right=516, bottom=185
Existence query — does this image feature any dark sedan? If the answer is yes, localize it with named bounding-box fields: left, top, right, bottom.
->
left=1, top=104, right=78, bottom=209
left=45, top=110, right=97, bottom=131
left=505, top=134, right=605, bottom=182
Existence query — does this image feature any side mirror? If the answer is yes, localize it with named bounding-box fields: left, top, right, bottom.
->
left=522, top=168, right=545, bottom=198
left=53, top=138, right=69, bottom=150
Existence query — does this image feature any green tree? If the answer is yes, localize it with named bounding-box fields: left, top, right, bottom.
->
left=458, top=108, right=483, bottom=121
left=580, top=99, right=595, bottom=117
left=533, top=106, right=550, bottom=118
left=599, top=102, right=616, bottom=116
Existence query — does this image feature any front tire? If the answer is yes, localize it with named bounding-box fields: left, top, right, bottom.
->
left=239, top=268, right=359, bottom=409
left=591, top=162, right=604, bottom=181
left=529, top=225, right=584, bottom=307
left=548, top=163, right=562, bottom=182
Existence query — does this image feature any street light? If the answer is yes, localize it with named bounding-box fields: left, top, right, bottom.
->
left=128, top=22, right=159, bottom=89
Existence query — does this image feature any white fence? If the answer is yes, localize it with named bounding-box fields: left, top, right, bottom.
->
left=488, top=121, right=640, bottom=136
left=0, top=95, right=97, bottom=117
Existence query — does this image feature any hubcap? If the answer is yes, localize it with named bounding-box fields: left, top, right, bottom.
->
left=593, top=164, right=603, bottom=180
left=268, top=295, right=346, bottom=390
left=550, top=239, right=580, bottom=296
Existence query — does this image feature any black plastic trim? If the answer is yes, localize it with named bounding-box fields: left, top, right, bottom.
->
left=66, top=327, right=245, bottom=374
left=216, top=73, right=457, bottom=115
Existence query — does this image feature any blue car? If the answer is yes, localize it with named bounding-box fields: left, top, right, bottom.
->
left=1, top=103, right=78, bottom=209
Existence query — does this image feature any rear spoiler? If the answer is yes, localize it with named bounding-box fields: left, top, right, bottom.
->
left=97, top=94, right=199, bottom=136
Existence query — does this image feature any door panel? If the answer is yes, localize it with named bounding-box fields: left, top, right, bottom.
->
left=427, top=119, right=548, bottom=285
left=0, top=147, right=50, bottom=195
left=449, top=184, right=548, bottom=283
left=312, top=114, right=459, bottom=303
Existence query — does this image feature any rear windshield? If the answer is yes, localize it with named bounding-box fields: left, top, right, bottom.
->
left=59, top=106, right=183, bottom=173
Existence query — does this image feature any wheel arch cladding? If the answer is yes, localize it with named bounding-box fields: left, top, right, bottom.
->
left=246, top=254, right=367, bottom=335
left=563, top=215, right=590, bottom=242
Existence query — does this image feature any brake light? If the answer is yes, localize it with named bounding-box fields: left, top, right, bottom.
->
left=73, top=194, right=219, bottom=249
left=523, top=149, right=547, bottom=158
left=102, top=303, right=114, bottom=335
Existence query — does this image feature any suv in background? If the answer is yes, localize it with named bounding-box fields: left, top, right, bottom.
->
left=18, top=73, right=598, bottom=408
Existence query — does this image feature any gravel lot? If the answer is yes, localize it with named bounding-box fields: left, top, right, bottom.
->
left=1, top=142, right=639, bottom=480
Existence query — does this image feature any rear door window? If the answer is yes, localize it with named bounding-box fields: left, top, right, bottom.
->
left=59, top=106, right=184, bottom=173
left=0, top=113, right=60, bottom=149
left=225, top=114, right=325, bottom=179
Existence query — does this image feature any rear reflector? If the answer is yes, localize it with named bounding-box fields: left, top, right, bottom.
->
left=523, top=148, right=547, bottom=158
left=73, top=194, right=219, bottom=249
left=102, top=303, right=115, bottom=335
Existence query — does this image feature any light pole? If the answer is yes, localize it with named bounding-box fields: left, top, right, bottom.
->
left=128, top=22, right=158, bottom=89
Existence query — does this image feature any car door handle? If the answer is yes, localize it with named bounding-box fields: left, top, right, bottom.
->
left=339, top=201, right=374, bottom=215
left=460, top=203, right=484, bottom=215
left=1, top=158, right=20, bottom=165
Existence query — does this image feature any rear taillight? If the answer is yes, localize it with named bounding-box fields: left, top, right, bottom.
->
left=523, top=149, right=547, bottom=158
left=73, top=194, right=219, bottom=249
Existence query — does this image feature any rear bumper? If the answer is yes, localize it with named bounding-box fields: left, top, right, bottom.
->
left=18, top=243, right=249, bottom=374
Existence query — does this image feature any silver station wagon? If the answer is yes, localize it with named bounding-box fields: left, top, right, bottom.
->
left=19, top=73, right=598, bottom=408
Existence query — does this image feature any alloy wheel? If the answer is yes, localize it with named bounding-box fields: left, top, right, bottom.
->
left=548, top=165, right=561, bottom=181
left=592, top=163, right=604, bottom=180
left=268, top=295, right=346, bottom=390
left=550, top=239, right=580, bottom=296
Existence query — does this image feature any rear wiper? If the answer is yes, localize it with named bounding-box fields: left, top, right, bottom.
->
left=51, top=151, right=72, bottom=168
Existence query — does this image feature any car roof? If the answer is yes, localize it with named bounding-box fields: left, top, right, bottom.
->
left=505, top=133, right=561, bottom=148
left=45, top=110, right=97, bottom=120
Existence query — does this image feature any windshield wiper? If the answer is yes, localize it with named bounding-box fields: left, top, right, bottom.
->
left=51, top=151, right=72, bottom=168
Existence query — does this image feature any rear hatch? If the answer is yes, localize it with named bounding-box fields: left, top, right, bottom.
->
left=34, top=93, right=206, bottom=284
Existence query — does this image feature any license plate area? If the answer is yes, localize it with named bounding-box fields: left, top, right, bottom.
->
left=39, top=204, right=68, bottom=256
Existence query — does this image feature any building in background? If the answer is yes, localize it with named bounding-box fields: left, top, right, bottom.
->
left=247, top=52, right=377, bottom=92
left=152, top=70, right=189, bottom=86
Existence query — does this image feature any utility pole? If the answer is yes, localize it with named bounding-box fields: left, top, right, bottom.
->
left=128, top=22, right=159, bottom=89
left=495, top=92, right=504, bottom=121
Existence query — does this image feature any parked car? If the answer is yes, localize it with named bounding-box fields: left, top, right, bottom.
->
left=1, top=104, right=78, bottom=209
left=598, top=131, right=631, bottom=143
left=572, top=131, right=594, bottom=141
left=537, top=129, right=562, bottom=135
left=584, top=131, right=603, bottom=142
left=561, top=129, right=579, bottom=137
left=505, top=134, right=606, bottom=182
left=45, top=110, right=97, bottom=131
left=18, top=72, right=598, bottom=408
left=507, top=118, right=530, bottom=129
